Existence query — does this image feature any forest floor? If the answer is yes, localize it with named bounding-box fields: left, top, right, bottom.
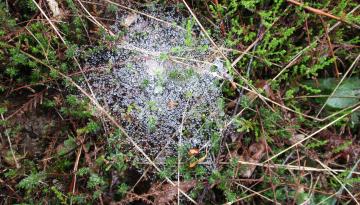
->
left=1, top=0, right=360, bottom=204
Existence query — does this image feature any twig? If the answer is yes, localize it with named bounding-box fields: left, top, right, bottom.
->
left=178, top=102, right=188, bottom=205
left=231, top=37, right=262, bottom=68
left=271, top=4, right=360, bottom=83
left=25, top=27, right=48, bottom=61
left=315, top=159, right=359, bottom=205
left=233, top=24, right=264, bottom=116
left=237, top=160, right=360, bottom=175
left=0, top=123, right=20, bottom=169
left=291, top=95, right=360, bottom=99
left=31, top=0, right=98, bottom=102
left=10, top=67, right=106, bottom=93
left=76, top=0, right=114, bottom=36
left=319, top=16, right=339, bottom=78
left=330, top=159, right=360, bottom=205
left=99, top=0, right=187, bottom=32
left=70, top=144, right=82, bottom=195
left=263, top=104, right=360, bottom=163
left=223, top=186, right=278, bottom=204
left=286, top=0, right=360, bottom=29
left=235, top=182, right=281, bottom=205
left=212, top=47, right=283, bottom=68
left=5, top=89, right=46, bottom=120
left=309, top=176, right=321, bottom=203
left=31, top=0, right=66, bottom=43
left=130, top=132, right=177, bottom=192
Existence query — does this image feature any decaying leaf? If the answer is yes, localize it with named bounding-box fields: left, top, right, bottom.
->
left=290, top=133, right=305, bottom=145
left=245, top=80, right=282, bottom=104
left=167, top=100, right=178, bottom=110
left=189, top=149, right=208, bottom=168
left=188, top=148, right=199, bottom=156
left=238, top=157, right=258, bottom=178
left=189, top=154, right=207, bottom=168
left=230, top=81, right=237, bottom=90
left=149, top=180, right=197, bottom=205
left=121, top=13, right=138, bottom=27
left=226, top=99, right=237, bottom=111
left=238, top=140, right=267, bottom=178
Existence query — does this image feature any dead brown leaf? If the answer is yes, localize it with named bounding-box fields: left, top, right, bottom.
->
left=255, top=80, right=278, bottom=102
left=189, top=148, right=208, bottom=168
left=189, top=154, right=207, bottom=168
left=237, top=140, right=266, bottom=178
left=167, top=100, right=178, bottom=110
left=188, top=148, right=200, bottom=156
left=149, top=180, right=197, bottom=205
left=226, top=99, right=237, bottom=111
left=121, top=13, right=138, bottom=27
left=230, top=81, right=237, bottom=90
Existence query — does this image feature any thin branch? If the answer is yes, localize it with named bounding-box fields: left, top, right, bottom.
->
left=262, top=104, right=360, bottom=163
left=235, top=182, right=281, bottom=205
left=271, top=4, right=360, bottom=82
left=331, top=159, right=360, bottom=205
left=237, top=160, right=360, bottom=175
left=0, top=125, right=20, bottom=169
left=5, top=89, right=46, bottom=120
left=286, top=0, right=360, bottom=29
left=101, top=0, right=187, bottom=32
left=31, top=0, right=98, bottom=102
left=315, top=159, right=360, bottom=205
left=319, top=16, right=339, bottom=78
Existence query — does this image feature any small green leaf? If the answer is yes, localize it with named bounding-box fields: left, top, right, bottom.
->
left=0, top=107, right=7, bottom=115
left=17, top=172, right=46, bottom=190
left=58, top=136, right=77, bottom=156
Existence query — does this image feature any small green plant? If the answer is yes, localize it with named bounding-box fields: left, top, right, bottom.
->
left=77, top=120, right=100, bottom=135
left=51, top=186, right=68, bottom=205
left=147, top=115, right=158, bottom=131
left=141, top=78, right=150, bottom=89
left=146, top=100, right=158, bottom=111
left=332, top=140, right=352, bottom=154
left=233, top=117, right=255, bottom=133
left=306, top=139, right=328, bottom=149
left=117, top=183, right=129, bottom=196
left=58, top=136, right=77, bottom=156
left=185, top=19, right=194, bottom=47
left=17, top=172, right=46, bottom=191
left=106, top=3, right=118, bottom=13
left=159, top=52, right=169, bottom=61
left=87, top=173, right=107, bottom=199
